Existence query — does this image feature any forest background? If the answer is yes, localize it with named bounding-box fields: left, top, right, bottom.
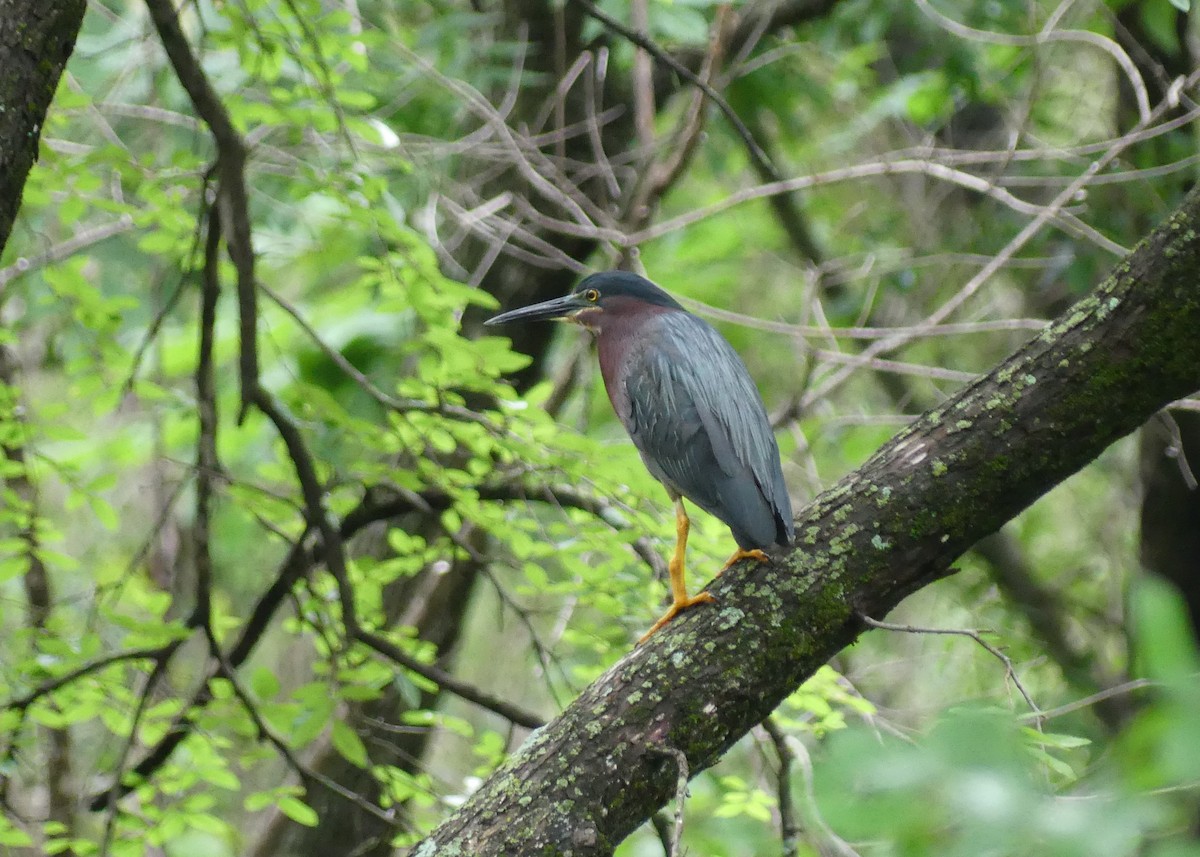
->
left=1, top=0, right=1200, bottom=855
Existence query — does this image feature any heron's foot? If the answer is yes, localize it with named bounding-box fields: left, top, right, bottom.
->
left=638, top=591, right=717, bottom=644
left=718, top=548, right=770, bottom=574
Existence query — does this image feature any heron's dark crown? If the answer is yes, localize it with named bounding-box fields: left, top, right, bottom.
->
left=576, top=272, right=685, bottom=312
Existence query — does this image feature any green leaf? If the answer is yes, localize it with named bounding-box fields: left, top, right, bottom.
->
left=331, top=720, right=369, bottom=768
left=0, top=820, right=32, bottom=847
left=1131, top=575, right=1200, bottom=683
left=245, top=790, right=276, bottom=813
left=250, top=666, right=281, bottom=700
left=278, top=795, right=319, bottom=827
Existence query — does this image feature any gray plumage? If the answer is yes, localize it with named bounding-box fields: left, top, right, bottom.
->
left=613, top=310, right=793, bottom=550
left=486, top=269, right=794, bottom=557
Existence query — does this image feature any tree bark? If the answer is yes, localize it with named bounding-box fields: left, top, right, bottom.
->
left=0, top=0, right=86, bottom=255
left=411, top=185, right=1200, bottom=856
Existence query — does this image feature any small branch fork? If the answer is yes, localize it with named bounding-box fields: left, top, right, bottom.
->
left=143, top=0, right=259, bottom=421
left=623, top=5, right=732, bottom=233
left=857, top=613, right=1044, bottom=725
left=760, top=717, right=800, bottom=857
left=756, top=716, right=864, bottom=857
left=570, top=0, right=780, bottom=183
left=650, top=746, right=690, bottom=857
left=98, top=652, right=176, bottom=857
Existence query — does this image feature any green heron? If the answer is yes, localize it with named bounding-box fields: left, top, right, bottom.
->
left=487, top=271, right=793, bottom=639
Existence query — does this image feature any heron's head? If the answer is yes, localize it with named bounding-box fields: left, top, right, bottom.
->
left=485, top=271, right=684, bottom=332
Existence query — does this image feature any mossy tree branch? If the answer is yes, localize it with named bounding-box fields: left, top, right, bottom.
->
left=413, top=187, right=1200, bottom=856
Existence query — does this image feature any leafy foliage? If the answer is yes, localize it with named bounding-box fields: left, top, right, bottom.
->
left=1, top=0, right=1198, bottom=854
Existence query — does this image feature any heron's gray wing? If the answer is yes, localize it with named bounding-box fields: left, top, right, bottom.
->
left=624, top=313, right=793, bottom=547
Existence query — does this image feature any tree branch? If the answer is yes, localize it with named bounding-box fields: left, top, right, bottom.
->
left=414, top=184, right=1200, bottom=855
left=143, top=0, right=260, bottom=420
left=760, top=716, right=800, bottom=857
left=188, top=199, right=221, bottom=629
left=571, top=0, right=779, bottom=182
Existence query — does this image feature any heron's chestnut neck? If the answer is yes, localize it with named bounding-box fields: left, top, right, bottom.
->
left=594, top=299, right=679, bottom=399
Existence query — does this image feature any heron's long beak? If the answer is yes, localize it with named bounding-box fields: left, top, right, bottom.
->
left=485, top=293, right=590, bottom=325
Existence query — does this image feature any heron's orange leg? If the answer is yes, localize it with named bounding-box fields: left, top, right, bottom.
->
left=717, top=548, right=770, bottom=576
left=638, top=499, right=715, bottom=643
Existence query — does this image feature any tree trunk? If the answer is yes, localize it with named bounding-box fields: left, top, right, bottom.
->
left=411, top=184, right=1200, bottom=856
left=0, top=0, right=86, bottom=255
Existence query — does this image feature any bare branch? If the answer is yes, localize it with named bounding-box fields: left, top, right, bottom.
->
left=914, top=0, right=1152, bottom=123
left=144, top=0, right=260, bottom=420
left=355, top=629, right=544, bottom=730
left=649, top=746, right=689, bottom=857
left=571, top=0, right=778, bottom=181
left=0, top=216, right=134, bottom=293
left=1019, top=679, right=1154, bottom=723
left=858, top=614, right=1044, bottom=724
left=188, top=199, right=222, bottom=630
left=624, top=156, right=1128, bottom=253
left=803, top=72, right=1200, bottom=409
left=624, top=6, right=733, bottom=233
left=1156, top=410, right=1199, bottom=490
left=760, top=717, right=800, bottom=857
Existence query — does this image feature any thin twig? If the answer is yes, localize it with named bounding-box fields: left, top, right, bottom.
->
left=858, top=613, right=1044, bottom=725
left=479, top=567, right=573, bottom=707
left=3, top=644, right=182, bottom=712
left=914, top=0, right=1152, bottom=123
left=98, top=651, right=175, bottom=857
left=630, top=0, right=654, bottom=149
left=355, top=629, right=544, bottom=729
left=802, top=71, right=1200, bottom=409
left=258, top=282, right=408, bottom=411
left=761, top=717, right=800, bottom=857
left=971, top=530, right=1131, bottom=732
left=788, top=735, right=864, bottom=857
left=203, top=623, right=399, bottom=827
left=1157, top=410, right=1199, bottom=490
left=622, top=156, right=1127, bottom=254
left=652, top=746, right=690, bottom=857
left=624, top=5, right=732, bottom=233
left=1018, top=679, right=1153, bottom=723
left=0, top=216, right=134, bottom=292
left=571, top=0, right=777, bottom=180
left=121, top=168, right=212, bottom=396
left=392, top=40, right=611, bottom=230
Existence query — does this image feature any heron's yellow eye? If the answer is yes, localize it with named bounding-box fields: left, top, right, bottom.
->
left=584, top=288, right=600, bottom=303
